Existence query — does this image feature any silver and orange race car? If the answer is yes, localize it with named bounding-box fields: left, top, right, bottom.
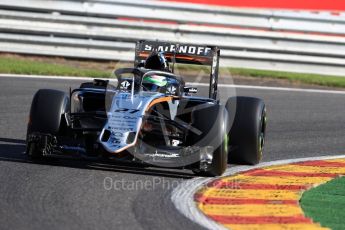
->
left=26, top=40, right=267, bottom=176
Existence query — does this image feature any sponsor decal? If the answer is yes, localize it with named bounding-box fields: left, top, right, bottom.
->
left=120, top=81, right=131, bottom=90
left=145, top=152, right=180, bottom=158
left=111, top=117, right=137, bottom=124
left=114, top=108, right=141, bottom=114
left=189, top=87, right=198, bottom=93
left=110, top=123, right=133, bottom=127
left=115, top=94, right=131, bottom=99
left=144, top=44, right=212, bottom=56
left=111, top=127, right=135, bottom=131
left=111, top=138, right=121, bottom=144
left=123, top=116, right=139, bottom=120
left=167, top=85, right=177, bottom=94
left=112, top=132, right=124, bottom=137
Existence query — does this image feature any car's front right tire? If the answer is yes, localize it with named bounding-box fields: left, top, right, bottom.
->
left=26, top=89, right=69, bottom=160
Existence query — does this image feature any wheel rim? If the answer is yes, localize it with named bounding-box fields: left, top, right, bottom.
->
left=258, top=108, right=267, bottom=160
left=224, top=133, right=229, bottom=154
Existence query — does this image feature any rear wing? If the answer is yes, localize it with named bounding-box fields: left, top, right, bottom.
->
left=134, top=40, right=220, bottom=99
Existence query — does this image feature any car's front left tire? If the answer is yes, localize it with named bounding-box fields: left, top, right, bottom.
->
left=189, top=104, right=228, bottom=177
left=225, top=96, right=267, bottom=165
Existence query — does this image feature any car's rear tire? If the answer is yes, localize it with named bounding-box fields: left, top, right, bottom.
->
left=26, top=89, right=69, bottom=159
left=190, top=104, right=228, bottom=177
left=225, top=97, right=266, bottom=165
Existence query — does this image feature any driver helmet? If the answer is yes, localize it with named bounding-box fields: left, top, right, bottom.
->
left=142, top=74, right=168, bottom=93
left=144, top=52, right=170, bottom=72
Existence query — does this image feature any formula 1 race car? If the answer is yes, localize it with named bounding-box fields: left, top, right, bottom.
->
left=26, top=40, right=267, bottom=177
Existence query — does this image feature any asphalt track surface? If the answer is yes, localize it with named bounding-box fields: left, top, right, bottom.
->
left=1, top=76, right=345, bottom=230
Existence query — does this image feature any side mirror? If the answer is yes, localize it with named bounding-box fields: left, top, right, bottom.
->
left=184, top=87, right=198, bottom=94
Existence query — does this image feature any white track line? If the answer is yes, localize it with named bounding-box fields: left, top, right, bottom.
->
left=171, top=154, right=345, bottom=230
left=1, top=74, right=345, bottom=95
left=0, top=73, right=98, bottom=81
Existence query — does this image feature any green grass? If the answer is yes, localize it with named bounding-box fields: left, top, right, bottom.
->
left=300, top=176, right=345, bottom=230
left=0, top=56, right=110, bottom=78
left=2, top=56, right=345, bottom=88
left=229, top=68, right=345, bottom=88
